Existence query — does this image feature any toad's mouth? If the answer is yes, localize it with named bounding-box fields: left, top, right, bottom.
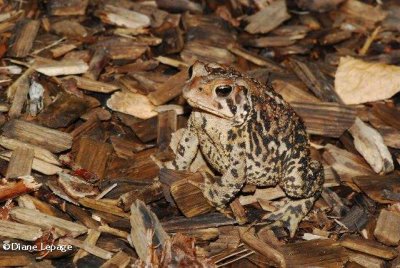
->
left=186, top=98, right=233, bottom=120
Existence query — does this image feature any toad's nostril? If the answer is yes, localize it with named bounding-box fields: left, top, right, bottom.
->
left=198, top=87, right=203, bottom=92
left=182, top=85, right=190, bottom=95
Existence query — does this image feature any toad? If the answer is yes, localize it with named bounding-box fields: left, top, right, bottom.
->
left=164, top=61, right=324, bottom=237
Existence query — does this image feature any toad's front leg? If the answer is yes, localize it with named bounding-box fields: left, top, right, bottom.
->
left=201, top=146, right=246, bottom=210
left=164, top=118, right=199, bottom=170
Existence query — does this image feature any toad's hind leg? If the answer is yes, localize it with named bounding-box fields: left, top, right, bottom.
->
left=262, top=195, right=316, bottom=238
left=262, top=158, right=324, bottom=237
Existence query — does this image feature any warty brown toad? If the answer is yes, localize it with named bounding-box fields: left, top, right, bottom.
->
left=164, top=61, right=324, bottom=237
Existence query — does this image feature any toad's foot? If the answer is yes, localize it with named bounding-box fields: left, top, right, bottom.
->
left=187, top=173, right=232, bottom=216
left=261, top=196, right=316, bottom=238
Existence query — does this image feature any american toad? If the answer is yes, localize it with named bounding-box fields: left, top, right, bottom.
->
left=164, top=61, right=324, bottom=237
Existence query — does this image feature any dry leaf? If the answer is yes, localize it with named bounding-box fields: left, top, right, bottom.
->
left=349, top=118, right=394, bottom=174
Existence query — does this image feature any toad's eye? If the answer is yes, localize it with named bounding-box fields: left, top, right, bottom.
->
left=215, top=85, right=233, bottom=97
left=188, top=65, right=193, bottom=79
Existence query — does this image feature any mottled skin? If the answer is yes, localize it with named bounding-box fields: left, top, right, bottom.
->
left=165, top=61, right=324, bottom=237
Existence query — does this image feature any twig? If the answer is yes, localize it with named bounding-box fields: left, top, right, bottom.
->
left=6, top=58, right=31, bottom=68
left=334, top=218, right=349, bottom=230
left=31, top=37, right=66, bottom=55
left=0, top=79, right=12, bottom=83
left=359, top=26, right=381, bottom=56
left=95, top=183, right=118, bottom=200
left=215, top=248, right=251, bottom=264
left=155, top=56, right=189, bottom=68
left=216, top=250, right=255, bottom=267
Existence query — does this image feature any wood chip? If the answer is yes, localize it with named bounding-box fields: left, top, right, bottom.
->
left=0, top=252, right=34, bottom=267
left=118, top=181, right=163, bottom=212
left=170, top=172, right=214, bottom=217
left=230, top=199, right=247, bottom=225
left=100, top=251, right=132, bottom=268
left=83, top=47, right=109, bottom=80
left=157, top=110, right=177, bottom=152
left=239, top=186, right=285, bottom=206
left=340, top=236, right=398, bottom=260
left=371, top=103, right=400, bottom=131
left=10, top=207, right=88, bottom=238
left=341, top=0, right=387, bottom=27
left=35, top=60, right=89, bottom=76
left=228, top=44, right=286, bottom=73
left=244, top=0, right=290, bottom=34
left=37, top=92, right=94, bottom=129
left=181, top=42, right=235, bottom=65
left=58, top=172, right=99, bottom=199
left=73, top=229, right=101, bottom=263
left=148, top=69, right=187, bottom=106
left=353, top=174, right=400, bottom=204
left=272, top=79, right=320, bottom=103
left=75, top=136, right=113, bottom=180
left=296, top=0, right=346, bottom=12
left=6, top=147, right=34, bottom=178
left=61, top=237, right=112, bottom=260
left=8, top=19, right=40, bottom=57
left=162, top=213, right=236, bottom=233
left=6, top=65, right=35, bottom=100
left=97, top=5, right=150, bottom=29
left=98, top=224, right=129, bottom=238
left=347, top=251, right=386, bottom=268
left=292, top=102, right=356, bottom=137
left=107, top=150, right=160, bottom=182
left=0, top=220, right=43, bottom=241
left=280, top=239, right=348, bottom=267
left=107, top=91, right=157, bottom=119
left=374, top=209, right=400, bottom=246
left=0, top=176, right=41, bottom=202
left=8, top=70, right=30, bottom=119
left=50, top=43, right=78, bottom=58
left=322, top=144, right=375, bottom=182
left=288, top=57, right=341, bottom=102
left=68, top=76, right=119, bottom=93
left=239, top=227, right=285, bottom=267
left=78, top=197, right=129, bottom=218
left=2, top=119, right=73, bottom=153
left=0, top=151, right=62, bottom=175
left=320, top=29, right=352, bottom=45
left=48, top=0, right=89, bottom=16
left=130, top=200, right=169, bottom=261
left=52, top=20, right=88, bottom=38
